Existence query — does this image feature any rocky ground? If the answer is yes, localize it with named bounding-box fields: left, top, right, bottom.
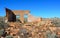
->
left=0, top=17, right=60, bottom=38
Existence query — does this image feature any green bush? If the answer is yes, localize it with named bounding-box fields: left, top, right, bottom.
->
left=5, top=35, right=13, bottom=38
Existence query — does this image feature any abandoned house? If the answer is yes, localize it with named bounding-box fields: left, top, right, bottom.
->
left=5, top=8, right=30, bottom=23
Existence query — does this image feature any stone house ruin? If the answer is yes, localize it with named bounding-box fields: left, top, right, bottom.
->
left=5, top=8, right=30, bottom=23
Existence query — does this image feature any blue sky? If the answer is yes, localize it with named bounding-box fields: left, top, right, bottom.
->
left=0, top=0, right=60, bottom=18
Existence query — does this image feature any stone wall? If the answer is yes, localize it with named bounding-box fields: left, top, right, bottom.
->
left=5, top=8, right=30, bottom=23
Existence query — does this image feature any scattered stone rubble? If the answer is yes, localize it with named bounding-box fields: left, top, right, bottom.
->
left=1, top=17, right=59, bottom=38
